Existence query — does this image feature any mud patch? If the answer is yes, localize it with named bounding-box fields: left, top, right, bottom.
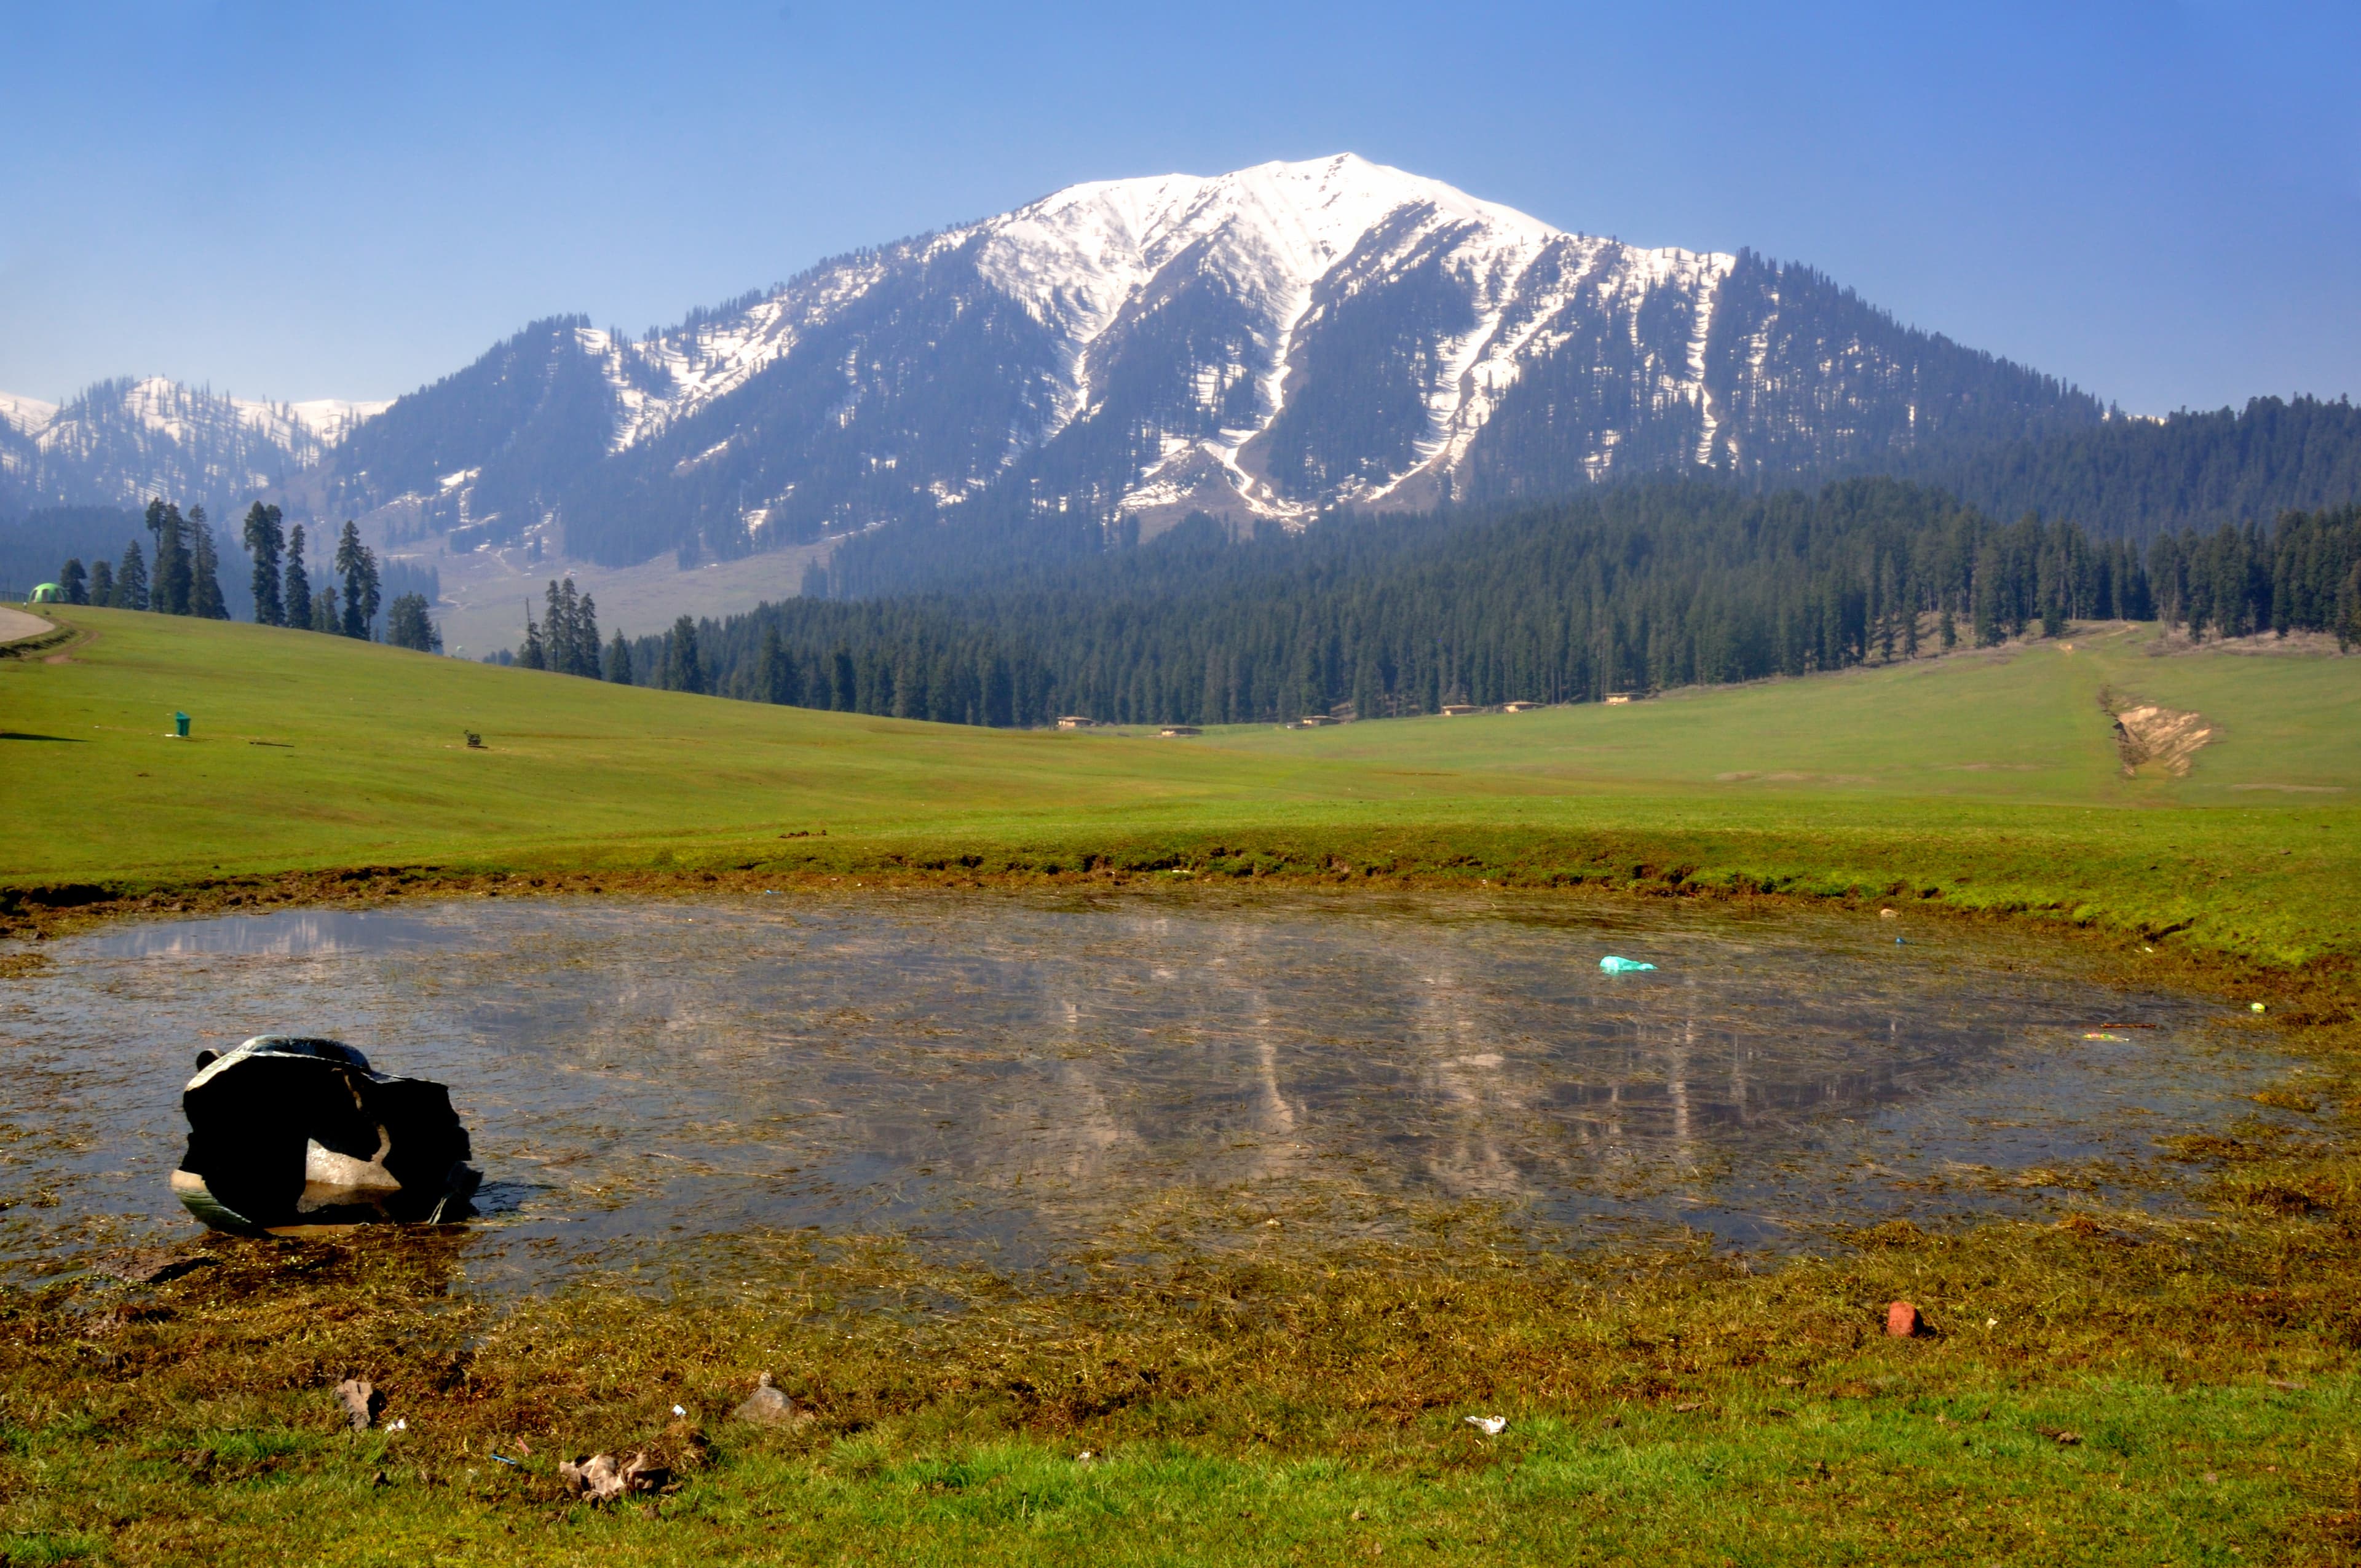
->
left=2106, top=695, right=2216, bottom=778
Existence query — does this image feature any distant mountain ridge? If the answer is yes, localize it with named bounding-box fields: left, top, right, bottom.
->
left=0, top=376, right=384, bottom=518
left=295, top=154, right=2106, bottom=568
left=14, top=154, right=2356, bottom=591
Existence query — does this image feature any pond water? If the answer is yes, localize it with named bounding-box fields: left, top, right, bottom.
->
left=0, top=890, right=2284, bottom=1288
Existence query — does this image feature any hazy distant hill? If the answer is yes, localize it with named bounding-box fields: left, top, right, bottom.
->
left=0, top=378, right=382, bottom=519
left=1900, top=395, right=2361, bottom=542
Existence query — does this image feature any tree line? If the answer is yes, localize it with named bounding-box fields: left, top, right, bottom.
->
left=535, top=481, right=2351, bottom=727
left=54, top=500, right=229, bottom=620
left=1903, top=395, right=2361, bottom=545
left=52, top=499, right=441, bottom=651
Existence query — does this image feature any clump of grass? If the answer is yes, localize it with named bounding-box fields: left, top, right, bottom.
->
left=6, top=1133, right=2361, bottom=1563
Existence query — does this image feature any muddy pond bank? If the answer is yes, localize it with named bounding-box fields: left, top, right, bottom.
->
left=0, top=887, right=2303, bottom=1291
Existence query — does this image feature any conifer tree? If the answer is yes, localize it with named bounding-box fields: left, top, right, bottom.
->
left=831, top=646, right=856, bottom=710
left=88, top=558, right=113, bottom=606
left=146, top=499, right=192, bottom=616
left=333, top=521, right=379, bottom=638
left=115, top=540, right=149, bottom=611
left=662, top=615, right=705, bottom=693
left=575, top=593, right=601, bottom=678
left=756, top=625, right=788, bottom=703
left=282, top=523, right=312, bottom=630
left=386, top=593, right=441, bottom=652
left=518, top=607, right=546, bottom=669
left=242, top=502, right=285, bottom=626
left=189, top=509, right=227, bottom=620
left=604, top=627, right=635, bottom=684
left=60, top=558, right=87, bottom=604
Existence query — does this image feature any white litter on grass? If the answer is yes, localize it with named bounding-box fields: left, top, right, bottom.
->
left=389, top=1418, right=408, bottom=1431
left=1464, top=1415, right=1507, bottom=1436
left=672, top=1404, right=688, bottom=1417
left=1986, top=1318, right=1999, bottom=1329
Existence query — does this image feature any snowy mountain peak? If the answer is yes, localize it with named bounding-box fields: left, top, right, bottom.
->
left=985, top=154, right=1560, bottom=317
left=266, top=155, right=2095, bottom=577
left=976, top=155, right=1569, bottom=441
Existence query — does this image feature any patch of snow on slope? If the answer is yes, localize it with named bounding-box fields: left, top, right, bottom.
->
left=592, top=250, right=900, bottom=452
left=979, top=153, right=1557, bottom=456
left=275, top=398, right=391, bottom=445
left=0, top=392, right=58, bottom=437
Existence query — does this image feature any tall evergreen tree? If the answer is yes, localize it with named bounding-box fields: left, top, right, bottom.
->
left=242, top=502, right=285, bottom=626
left=662, top=615, right=706, bottom=693
left=385, top=593, right=441, bottom=652
left=188, top=509, right=227, bottom=620
left=543, top=579, right=572, bottom=673
left=87, top=558, right=113, bottom=606
left=333, top=520, right=379, bottom=638
left=146, top=499, right=192, bottom=615
left=59, top=558, right=87, bottom=605
left=282, top=523, right=312, bottom=630
left=518, top=606, right=546, bottom=669
left=114, top=540, right=149, bottom=611
left=604, top=627, right=635, bottom=684
left=755, top=624, right=800, bottom=704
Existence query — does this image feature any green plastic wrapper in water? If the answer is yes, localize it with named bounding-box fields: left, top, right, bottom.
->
left=1599, top=955, right=1657, bottom=974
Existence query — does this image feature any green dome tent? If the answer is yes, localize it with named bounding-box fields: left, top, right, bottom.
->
left=28, top=582, right=62, bottom=604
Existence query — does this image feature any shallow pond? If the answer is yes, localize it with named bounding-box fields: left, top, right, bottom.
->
left=0, top=890, right=2287, bottom=1287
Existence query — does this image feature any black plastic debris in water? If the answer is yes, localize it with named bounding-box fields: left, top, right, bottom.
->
left=170, top=1036, right=479, bottom=1233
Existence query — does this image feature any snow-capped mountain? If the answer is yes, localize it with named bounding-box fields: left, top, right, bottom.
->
left=308, top=154, right=2099, bottom=570
left=0, top=376, right=386, bottom=517
left=12, top=154, right=2102, bottom=577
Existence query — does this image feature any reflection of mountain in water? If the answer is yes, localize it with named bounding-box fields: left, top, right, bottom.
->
left=14, top=892, right=2247, bottom=1285
left=432, top=900, right=2169, bottom=1237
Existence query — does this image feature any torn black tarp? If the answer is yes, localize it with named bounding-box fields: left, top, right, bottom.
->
left=171, top=1036, right=480, bottom=1233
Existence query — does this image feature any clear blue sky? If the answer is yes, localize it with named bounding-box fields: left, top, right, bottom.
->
left=2, top=0, right=2353, bottom=414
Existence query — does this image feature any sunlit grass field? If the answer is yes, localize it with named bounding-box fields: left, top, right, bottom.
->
left=4, top=607, right=2355, bottom=970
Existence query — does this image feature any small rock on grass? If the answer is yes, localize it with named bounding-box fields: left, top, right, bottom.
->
left=560, top=1452, right=670, bottom=1505
left=1886, top=1300, right=1923, bottom=1337
left=732, top=1371, right=802, bottom=1426
left=335, top=1378, right=384, bottom=1432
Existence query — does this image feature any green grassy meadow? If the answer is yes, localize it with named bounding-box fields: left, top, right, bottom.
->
left=4, top=607, right=2355, bottom=971
left=4, top=605, right=2361, bottom=1564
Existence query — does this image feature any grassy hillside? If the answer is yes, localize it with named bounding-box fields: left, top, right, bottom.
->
left=2, top=608, right=2354, bottom=970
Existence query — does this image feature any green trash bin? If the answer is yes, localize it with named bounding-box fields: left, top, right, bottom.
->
left=173, top=711, right=189, bottom=739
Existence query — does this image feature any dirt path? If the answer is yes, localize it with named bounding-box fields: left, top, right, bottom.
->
left=0, top=606, right=55, bottom=644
